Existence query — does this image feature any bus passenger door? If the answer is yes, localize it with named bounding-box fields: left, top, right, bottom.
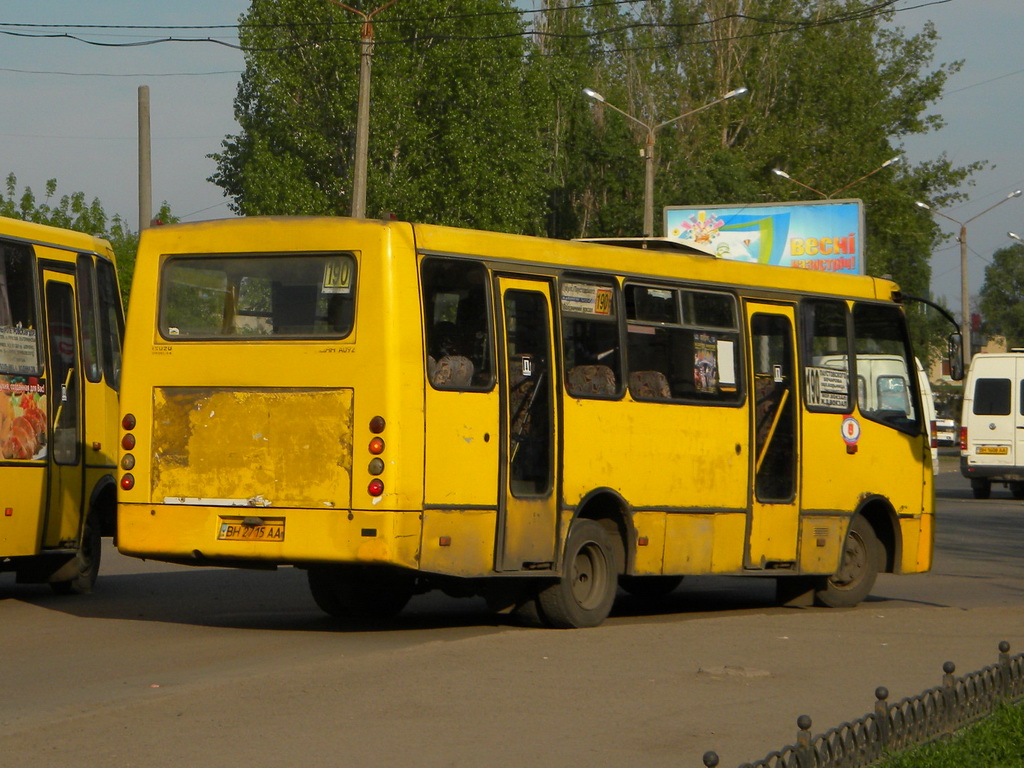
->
left=42, top=272, right=84, bottom=549
left=496, top=277, right=558, bottom=571
left=745, top=303, right=800, bottom=568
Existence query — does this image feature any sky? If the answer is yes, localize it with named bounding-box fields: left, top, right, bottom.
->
left=0, top=0, right=1020, bottom=314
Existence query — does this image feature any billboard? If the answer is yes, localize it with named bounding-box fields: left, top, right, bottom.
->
left=664, top=199, right=864, bottom=275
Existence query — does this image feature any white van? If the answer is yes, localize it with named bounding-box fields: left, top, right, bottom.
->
left=817, top=354, right=939, bottom=475
left=960, top=351, right=1024, bottom=498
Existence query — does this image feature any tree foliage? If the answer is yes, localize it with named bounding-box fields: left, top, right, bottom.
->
left=212, top=0, right=977, bottom=356
left=979, top=243, right=1024, bottom=348
left=0, top=173, right=177, bottom=306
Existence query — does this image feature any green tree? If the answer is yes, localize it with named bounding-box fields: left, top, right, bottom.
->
left=212, top=0, right=547, bottom=232
left=1, top=173, right=177, bottom=306
left=979, top=242, right=1024, bottom=348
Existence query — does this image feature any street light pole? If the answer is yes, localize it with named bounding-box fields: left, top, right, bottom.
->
left=583, top=86, right=748, bottom=237
left=916, top=190, right=1023, bottom=371
left=328, top=0, right=398, bottom=219
left=771, top=156, right=901, bottom=200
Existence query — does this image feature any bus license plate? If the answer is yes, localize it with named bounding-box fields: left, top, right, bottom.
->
left=217, top=518, right=285, bottom=542
left=976, top=446, right=1009, bottom=455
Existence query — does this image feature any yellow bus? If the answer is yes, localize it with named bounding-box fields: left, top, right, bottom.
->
left=1, top=216, right=124, bottom=593
left=116, top=216, right=947, bottom=627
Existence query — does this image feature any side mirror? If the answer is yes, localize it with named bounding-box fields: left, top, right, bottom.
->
left=948, top=333, right=964, bottom=381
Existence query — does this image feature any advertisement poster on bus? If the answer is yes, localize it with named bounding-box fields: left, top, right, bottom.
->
left=0, top=374, right=47, bottom=460
left=664, top=200, right=864, bottom=275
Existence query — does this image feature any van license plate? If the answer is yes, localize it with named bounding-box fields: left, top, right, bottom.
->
left=217, top=519, right=285, bottom=541
left=976, top=446, right=1009, bottom=455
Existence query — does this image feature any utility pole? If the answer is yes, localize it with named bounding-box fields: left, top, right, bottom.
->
left=138, top=85, right=152, bottom=231
left=328, top=0, right=399, bottom=219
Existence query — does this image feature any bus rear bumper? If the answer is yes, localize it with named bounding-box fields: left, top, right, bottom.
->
left=116, top=503, right=423, bottom=570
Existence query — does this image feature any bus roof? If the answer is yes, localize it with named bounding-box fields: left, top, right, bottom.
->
left=0, top=214, right=113, bottom=256
left=139, top=216, right=899, bottom=304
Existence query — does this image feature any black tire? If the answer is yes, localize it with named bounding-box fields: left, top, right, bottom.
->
left=50, top=512, right=101, bottom=595
left=814, top=516, right=882, bottom=608
left=308, top=565, right=414, bottom=619
left=971, top=479, right=992, bottom=500
left=619, top=575, right=683, bottom=599
left=538, top=519, right=617, bottom=628
left=1009, top=482, right=1024, bottom=500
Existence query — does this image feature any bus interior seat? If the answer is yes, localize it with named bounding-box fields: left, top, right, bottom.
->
left=567, top=364, right=616, bottom=396
left=629, top=370, right=672, bottom=400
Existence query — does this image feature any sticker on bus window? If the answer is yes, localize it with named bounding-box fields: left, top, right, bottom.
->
left=805, top=366, right=849, bottom=409
left=561, top=283, right=613, bottom=316
left=321, top=258, right=354, bottom=295
left=694, top=333, right=719, bottom=392
left=0, top=326, right=39, bottom=374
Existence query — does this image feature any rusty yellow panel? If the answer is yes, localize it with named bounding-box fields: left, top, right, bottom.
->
left=420, top=508, right=497, bottom=577
left=798, top=516, right=842, bottom=573
left=118, top=503, right=423, bottom=569
left=153, top=387, right=353, bottom=509
left=630, top=510, right=666, bottom=575
left=0, top=466, right=46, bottom=556
left=710, top=513, right=747, bottom=572
left=662, top=514, right=714, bottom=574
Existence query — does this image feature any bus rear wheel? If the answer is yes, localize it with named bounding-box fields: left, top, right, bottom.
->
left=308, top=565, right=414, bottom=620
left=814, top=516, right=882, bottom=608
left=538, top=519, right=617, bottom=628
left=971, top=479, right=992, bottom=499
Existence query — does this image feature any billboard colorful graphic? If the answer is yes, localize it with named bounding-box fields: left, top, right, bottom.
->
left=664, top=200, right=864, bottom=275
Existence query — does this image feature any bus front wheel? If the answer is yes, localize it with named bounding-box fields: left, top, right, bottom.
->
left=538, top=519, right=617, bottom=628
left=308, top=565, right=414, bottom=620
left=814, top=516, right=882, bottom=608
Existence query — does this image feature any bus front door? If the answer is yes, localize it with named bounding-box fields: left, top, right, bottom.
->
left=41, top=272, right=84, bottom=550
left=496, top=277, right=558, bottom=571
left=745, top=303, right=800, bottom=568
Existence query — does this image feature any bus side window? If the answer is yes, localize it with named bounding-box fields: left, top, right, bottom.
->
left=96, top=258, right=124, bottom=389
left=0, top=241, right=40, bottom=375
left=801, top=299, right=853, bottom=413
left=77, top=254, right=102, bottom=383
left=421, top=257, right=492, bottom=390
left=560, top=278, right=620, bottom=399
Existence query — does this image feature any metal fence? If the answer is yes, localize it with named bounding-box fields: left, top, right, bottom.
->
left=701, top=641, right=1024, bottom=768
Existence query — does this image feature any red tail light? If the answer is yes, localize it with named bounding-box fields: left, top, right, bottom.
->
left=960, top=426, right=967, bottom=452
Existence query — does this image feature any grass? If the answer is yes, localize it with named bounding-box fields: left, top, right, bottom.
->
left=876, top=702, right=1024, bottom=767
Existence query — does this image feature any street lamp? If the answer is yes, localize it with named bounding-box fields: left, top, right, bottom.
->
left=771, top=156, right=901, bottom=199
left=1010, top=232, right=1024, bottom=245
left=916, top=189, right=1023, bottom=370
left=583, top=86, right=748, bottom=237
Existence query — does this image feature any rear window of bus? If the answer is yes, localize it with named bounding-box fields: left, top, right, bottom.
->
left=159, top=253, right=357, bottom=339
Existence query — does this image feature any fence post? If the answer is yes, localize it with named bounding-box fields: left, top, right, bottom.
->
left=998, top=641, right=1011, bottom=700
left=874, top=686, right=890, bottom=751
left=942, top=661, right=956, bottom=734
left=795, top=715, right=813, bottom=768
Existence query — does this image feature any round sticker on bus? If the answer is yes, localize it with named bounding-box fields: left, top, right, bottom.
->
left=841, top=416, right=861, bottom=445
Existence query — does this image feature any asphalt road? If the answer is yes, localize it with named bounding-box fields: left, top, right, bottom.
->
left=2, top=456, right=1022, bottom=768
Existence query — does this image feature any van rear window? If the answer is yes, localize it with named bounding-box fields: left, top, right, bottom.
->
left=973, top=378, right=1011, bottom=416
left=160, top=253, right=356, bottom=339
